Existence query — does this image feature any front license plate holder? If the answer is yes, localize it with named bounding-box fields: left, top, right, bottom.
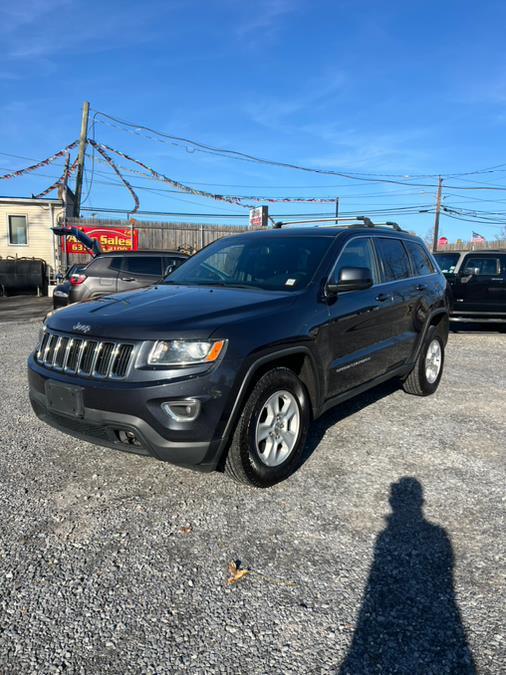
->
left=45, top=381, right=84, bottom=418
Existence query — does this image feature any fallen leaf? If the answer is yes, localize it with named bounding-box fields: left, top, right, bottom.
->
left=227, top=560, right=251, bottom=585
left=179, top=525, right=193, bottom=535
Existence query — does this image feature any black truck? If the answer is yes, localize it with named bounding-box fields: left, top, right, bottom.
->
left=434, top=249, right=506, bottom=326
left=28, top=220, right=449, bottom=487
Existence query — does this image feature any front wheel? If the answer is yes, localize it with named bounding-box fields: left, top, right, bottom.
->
left=225, top=367, right=310, bottom=487
left=402, top=327, right=445, bottom=396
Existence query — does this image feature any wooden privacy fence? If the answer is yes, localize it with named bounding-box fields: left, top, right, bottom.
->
left=435, top=240, right=506, bottom=251
left=59, top=217, right=506, bottom=264
left=63, top=218, right=249, bottom=265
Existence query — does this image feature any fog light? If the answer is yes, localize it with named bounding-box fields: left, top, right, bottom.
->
left=161, top=399, right=201, bottom=422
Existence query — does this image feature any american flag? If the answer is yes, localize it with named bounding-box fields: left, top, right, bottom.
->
left=472, top=231, right=486, bottom=243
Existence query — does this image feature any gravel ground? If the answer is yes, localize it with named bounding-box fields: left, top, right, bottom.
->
left=0, top=321, right=504, bottom=674
left=0, top=296, right=52, bottom=323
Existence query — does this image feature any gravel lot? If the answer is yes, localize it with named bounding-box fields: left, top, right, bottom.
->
left=0, top=296, right=52, bottom=323
left=0, top=320, right=504, bottom=674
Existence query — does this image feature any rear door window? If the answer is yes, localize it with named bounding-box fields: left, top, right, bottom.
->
left=123, top=256, right=163, bottom=276
left=86, top=257, right=122, bottom=277
left=374, top=238, right=411, bottom=282
left=405, top=241, right=435, bottom=277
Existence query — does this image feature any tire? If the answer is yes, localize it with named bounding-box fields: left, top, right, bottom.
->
left=224, top=367, right=310, bottom=487
left=402, top=326, right=445, bottom=396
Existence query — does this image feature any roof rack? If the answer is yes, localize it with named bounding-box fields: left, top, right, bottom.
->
left=272, top=216, right=403, bottom=232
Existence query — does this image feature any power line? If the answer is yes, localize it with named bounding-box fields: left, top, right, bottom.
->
left=81, top=207, right=335, bottom=218
left=441, top=211, right=505, bottom=228
left=92, top=108, right=506, bottom=185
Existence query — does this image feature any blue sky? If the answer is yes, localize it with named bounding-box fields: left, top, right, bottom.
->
left=1, top=0, right=506, bottom=240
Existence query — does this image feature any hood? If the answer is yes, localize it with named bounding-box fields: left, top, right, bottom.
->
left=47, top=283, right=298, bottom=340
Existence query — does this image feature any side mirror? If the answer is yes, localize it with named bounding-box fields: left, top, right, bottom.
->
left=327, top=266, right=373, bottom=295
left=164, top=264, right=176, bottom=277
left=462, top=267, right=480, bottom=277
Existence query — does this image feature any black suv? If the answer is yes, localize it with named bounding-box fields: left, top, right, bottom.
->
left=434, top=250, right=506, bottom=325
left=53, top=250, right=188, bottom=308
left=28, top=222, right=449, bottom=487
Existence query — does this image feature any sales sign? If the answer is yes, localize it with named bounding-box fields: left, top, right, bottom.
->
left=63, top=226, right=139, bottom=255
left=249, top=206, right=268, bottom=228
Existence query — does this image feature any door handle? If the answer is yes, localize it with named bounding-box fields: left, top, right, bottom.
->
left=416, top=283, right=426, bottom=291
left=121, top=277, right=136, bottom=282
left=376, top=293, right=390, bottom=302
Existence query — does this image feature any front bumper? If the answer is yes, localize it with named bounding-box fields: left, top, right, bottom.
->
left=27, top=355, right=233, bottom=471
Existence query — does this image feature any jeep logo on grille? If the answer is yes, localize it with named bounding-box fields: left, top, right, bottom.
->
left=73, top=322, right=92, bottom=334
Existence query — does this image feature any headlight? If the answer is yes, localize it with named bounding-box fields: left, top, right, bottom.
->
left=148, top=339, right=227, bottom=366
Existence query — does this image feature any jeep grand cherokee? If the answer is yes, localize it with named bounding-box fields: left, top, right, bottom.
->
left=28, top=221, right=449, bottom=487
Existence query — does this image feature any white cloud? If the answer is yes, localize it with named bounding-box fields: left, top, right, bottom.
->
left=234, top=0, right=299, bottom=40
left=246, top=71, right=347, bottom=129
left=302, top=127, right=432, bottom=172
left=0, top=1, right=175, bottom=62
left=0, top=1, right=71, bottom=36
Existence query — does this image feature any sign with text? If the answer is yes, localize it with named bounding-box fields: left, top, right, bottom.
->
left=63, top=226, right=139, bottom=255
left=249, top=205, right=268, bottom=228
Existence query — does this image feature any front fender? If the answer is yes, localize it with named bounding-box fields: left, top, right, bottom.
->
left=215, top=345, right=321, bottom=461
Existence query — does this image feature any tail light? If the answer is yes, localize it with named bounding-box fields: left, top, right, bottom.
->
left=70, top=274, right=87, bottom=286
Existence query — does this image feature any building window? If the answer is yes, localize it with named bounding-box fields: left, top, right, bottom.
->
left=8, top=215, right=28, bottom=245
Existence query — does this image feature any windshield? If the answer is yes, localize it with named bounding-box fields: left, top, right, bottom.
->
left=164, top=235, right=333, bottom=291
left=434, top=252, right=460, bottom=273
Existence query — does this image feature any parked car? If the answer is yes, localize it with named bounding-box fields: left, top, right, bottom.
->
left=52, top=264, right=89, bottom=308
left=434, top=249, right=506, bottom=325
left=29, top=221, right=449, bottom=487
left=52, top=250, right=188, bottom=309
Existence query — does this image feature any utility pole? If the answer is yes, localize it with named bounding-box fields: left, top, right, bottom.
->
left=73, top=101, right=90, bottom=217
left=432, top=176, right=443, bottom=252
left=335, top=197, right=339, bottom=220
left=62, top=151, right=71, bottom=270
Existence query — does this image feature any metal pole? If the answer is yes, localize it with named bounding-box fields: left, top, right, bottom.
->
left=335, top=197, right=339, bottom=220
left=73, top=101, right=90, bottom=217
left=128, top=214, right=133, bottom=250
left=432, top=176, right=443, bottom=253
left=62, top=152, right=70, bottom=272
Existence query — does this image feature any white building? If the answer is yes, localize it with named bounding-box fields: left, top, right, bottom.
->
left=0, top=195, right=72, bottom=273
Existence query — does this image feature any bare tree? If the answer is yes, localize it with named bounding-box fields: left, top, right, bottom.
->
left=424, top=226, right=435, bottom=246
left=494, top=225, right=506, bottom=240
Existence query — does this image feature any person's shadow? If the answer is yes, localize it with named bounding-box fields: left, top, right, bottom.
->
left=339, top=478, right=476, bottom=674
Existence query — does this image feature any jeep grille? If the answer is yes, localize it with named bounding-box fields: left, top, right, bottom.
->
left=36, top=330, right=134, bottom=379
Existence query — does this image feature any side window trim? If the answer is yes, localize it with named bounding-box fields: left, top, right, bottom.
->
left=327, top=236, right=378, bottom=287
left=401, top=240, right=415, bottom=277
